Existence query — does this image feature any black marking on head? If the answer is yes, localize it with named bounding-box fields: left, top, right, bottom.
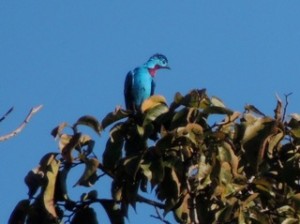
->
left=149, top=53, right=168, bottom=64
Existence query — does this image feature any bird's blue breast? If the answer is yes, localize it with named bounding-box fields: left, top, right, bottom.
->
left=132, top=67, right=153, bottom=108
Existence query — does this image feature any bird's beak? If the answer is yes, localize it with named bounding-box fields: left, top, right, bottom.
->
left=165, top=66, right=171, bottom=70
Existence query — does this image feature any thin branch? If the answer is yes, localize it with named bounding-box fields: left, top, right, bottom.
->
left=282, top=92, right=293, bottom=122
left=150, top=206, right=171, bottom=224
left=0, top=105, right=43, bottom=142
left=136, top=194, right=165, bottom=209
left=0, top=107, right=14, bottom=123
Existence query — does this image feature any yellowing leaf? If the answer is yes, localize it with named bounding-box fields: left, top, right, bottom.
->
left=211, top=96, right=226, bottom=108
left=43, top=157, right=60, bottom=218
left=141, top=95, right=167, bottom=113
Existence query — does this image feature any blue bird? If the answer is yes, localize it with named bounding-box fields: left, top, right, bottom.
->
left=124, top=54, right=170, bottom=111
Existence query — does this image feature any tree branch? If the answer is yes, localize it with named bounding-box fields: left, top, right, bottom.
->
left=282, top=92, right=293, bottom=122
left=136, top=194, right=165, bottom=209
left=0, top=107, right=14, bottom=123
left=150, top=206, right=171, bottom=224
left=0, top=105, right=43, bottom=142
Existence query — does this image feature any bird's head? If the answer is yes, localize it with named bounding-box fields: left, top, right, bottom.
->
left=145, top=53, right=170, bottom=77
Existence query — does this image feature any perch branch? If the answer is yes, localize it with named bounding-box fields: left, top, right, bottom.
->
left=0, top=105, right=43, bottom=142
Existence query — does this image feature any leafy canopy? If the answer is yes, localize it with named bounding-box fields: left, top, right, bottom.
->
left=9, top=89, right=300, bottom=224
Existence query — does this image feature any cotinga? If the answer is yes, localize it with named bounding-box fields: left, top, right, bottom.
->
left=124, top=54, right=170, bottom=111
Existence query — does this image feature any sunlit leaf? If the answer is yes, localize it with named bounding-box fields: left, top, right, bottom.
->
left=282, top=218, right=299, bottom=224
left=291, top=193, right=300, bottom=209
left=141, top=95, right=167, bottom=113
left=43, top=157, right=60, bottom=218
left=245, top=104, right=266, bottom=117
left=218, top=142, right=240, bottom=179
left=211, top=96, right=226, bottom=108
left=143, top=103, right=169, bottom=127
left=274, top=94, right=283, bottom=121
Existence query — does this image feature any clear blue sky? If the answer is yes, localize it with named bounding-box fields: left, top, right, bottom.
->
left=1, top=1, right=300, bottom=223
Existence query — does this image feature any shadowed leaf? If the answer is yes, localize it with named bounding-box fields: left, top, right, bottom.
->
left=71, top=207, right=98, bottom=224
left=74, top=115, right=102, bottom=134
left=74, top=158, right=99, bottom=187
left=101, top=107, right=130, bottom=130
left=51, top=122, right=68, bottom=138
left=8, top=199, right=30, bottom=224
left=100, top=199, right=125, bottom=224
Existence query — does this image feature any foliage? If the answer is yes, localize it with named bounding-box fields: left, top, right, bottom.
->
left=9, top=89, right=300, bottom=224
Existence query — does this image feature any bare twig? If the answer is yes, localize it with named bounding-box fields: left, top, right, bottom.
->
left=136, top=194, right=165, bottom=209
left=150, top=206, right=171, bottom=224
left=0, top=107, right=14, bottom=123
left=282, top=93, right=293, bottom=122
left=0, top=105, right=43, bottom=142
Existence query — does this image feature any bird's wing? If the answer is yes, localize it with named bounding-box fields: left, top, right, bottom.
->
left=124, top=71, right=134, bottom=110
left=150, top=78, right=155, bottom=96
